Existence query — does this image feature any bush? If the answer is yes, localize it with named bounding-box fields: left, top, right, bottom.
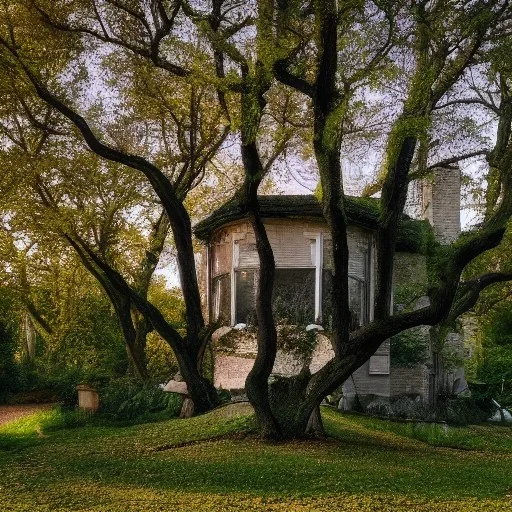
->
left=436, top=396, right=490, bottom=425
left=98, top=378, right=182, bottom=422
left=0, top=321, right=20, bottom=404
left=145, top=332, right=178, bottom=382
left=366, top=399, right=392, bottom=417
left=390, top=328, right=429, bottom=368
left=390, top=396, right=431, bottom=420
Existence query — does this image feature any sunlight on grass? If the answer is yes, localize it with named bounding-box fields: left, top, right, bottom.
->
left=322, top=408, right=494, bottom=451
left=0, top=408, right=88, bottom=450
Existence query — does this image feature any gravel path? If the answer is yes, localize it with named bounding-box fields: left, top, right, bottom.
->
left=0, top=404, right=55, bottom=426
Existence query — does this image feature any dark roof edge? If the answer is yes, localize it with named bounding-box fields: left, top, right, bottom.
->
left=194, top=194, right=433, bottom=254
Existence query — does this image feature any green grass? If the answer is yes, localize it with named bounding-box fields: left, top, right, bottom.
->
left=0, top=404, right=511, bottom=511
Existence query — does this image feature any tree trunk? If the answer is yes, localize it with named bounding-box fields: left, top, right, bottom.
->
left=241, top=139, right=281, bottom=439
left=180, top=398, right=195, bottom=418
left=305, top=406, right=326, bottom=437
left=24, top=313, right=36, bottom=360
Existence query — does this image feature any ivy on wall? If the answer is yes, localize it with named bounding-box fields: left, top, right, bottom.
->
left=391, top=283, right=429, bottom=368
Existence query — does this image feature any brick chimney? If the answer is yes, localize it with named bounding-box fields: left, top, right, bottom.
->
left=405, top=166, right=462, bottom=244
left=422, top=167, right=461, bottom=244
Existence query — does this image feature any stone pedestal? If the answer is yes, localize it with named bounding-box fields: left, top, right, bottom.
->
left=76, top=385, right=100, bottom=413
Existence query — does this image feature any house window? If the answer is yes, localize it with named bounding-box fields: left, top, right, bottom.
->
left=235, top=270, right=256, bottom=324
left=234, top=268, right=315, bottom=325
left=273, top=268, right=315, bottom=325
left=322, top=271, right=364, bottom=331
left=321, top=236, right=369, bottom=329
left=212, top=228, right=372, bottom=329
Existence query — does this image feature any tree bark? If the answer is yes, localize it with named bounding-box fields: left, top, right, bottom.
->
left=305, top=406, right=326, bottom=437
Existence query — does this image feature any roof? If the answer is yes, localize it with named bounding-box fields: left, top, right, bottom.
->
left=194, top=194, right=433, bottom=253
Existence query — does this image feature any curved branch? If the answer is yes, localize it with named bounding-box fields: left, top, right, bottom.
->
left=432, top=97, right=500, bottom=115
left=450, top=272, right=512, bottom=320
left=273, top=59, right=314, bottom=98
left=30, top=2, right=190, bottom=77
left=408, top=150, right=489, bottom=181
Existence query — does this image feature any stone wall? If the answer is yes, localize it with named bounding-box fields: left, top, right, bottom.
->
left=214, top=355, right=255, bottom=391
left=212, top=328, right=335, bottom=391
left=389, top=366, right=429, bottom=397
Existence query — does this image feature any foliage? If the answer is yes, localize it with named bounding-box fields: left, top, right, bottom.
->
left=98, top=378, right=182, bottom=422
left=0, top=289, right=21, bottom=403
left=366, top=395, right=490, bottom=425
left=46, top=294, right=128, bottom=378
left=468, top=302, right=512, bottom=407
left=0, top=405, right=512, bottom=510
left=436, top=396, right=491, bottom=426
left=390, top=285, right=429, bottom=368
left=275, top=325, right=317, bottom=359
left=390, top=328, right=429, bottom=368
left=145, top=333, right=179, bottom=383
left=10, top=291, right=129, bottom=407
left=0, top=321, right=19, bottom=404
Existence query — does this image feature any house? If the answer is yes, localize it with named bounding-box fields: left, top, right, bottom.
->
left=194, top=168, right=468, bottom=410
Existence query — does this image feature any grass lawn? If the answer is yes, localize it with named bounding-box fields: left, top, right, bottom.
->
left=0, top=404, right=511, bottom=511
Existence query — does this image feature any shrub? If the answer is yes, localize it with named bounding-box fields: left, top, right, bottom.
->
left=145, top=332, right=179, bottom=382
left=390, top=328, right=429, bottom=368
left=366, top=399, right=392, bottom=417
left=436, top=396, right=490, bottom=425
left=390, top=396, right=432, bottom=420
left=0, top=321, right=20, bottom=404
left=98, top=378, right=182, bottom=422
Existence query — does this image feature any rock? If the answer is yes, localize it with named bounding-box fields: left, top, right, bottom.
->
left=163, top=380, right=189, bottom=395
left=212, top=326, right=233, bottom=342
left=180, top=398, right=195, bottom=418
left=488, top=408, right=512, bottom=423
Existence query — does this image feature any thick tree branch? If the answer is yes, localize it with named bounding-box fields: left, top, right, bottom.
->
left=273, top=58, right=314, bottom=98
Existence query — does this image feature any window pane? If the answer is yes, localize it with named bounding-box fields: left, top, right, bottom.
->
left=273, top=269, right=315, bottom=325
left=212, top=274, right=231, bottom=325
left=235, top=270, right=256, bottom=324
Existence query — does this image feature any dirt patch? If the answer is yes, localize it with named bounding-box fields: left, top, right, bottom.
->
left=0, top=404, right=55, bottom=426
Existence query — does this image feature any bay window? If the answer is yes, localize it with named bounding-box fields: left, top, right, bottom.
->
left=210, top=225, right=372, bottom=329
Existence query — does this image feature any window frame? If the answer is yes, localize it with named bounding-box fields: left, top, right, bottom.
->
left=210, top=227, right=373, bottom=328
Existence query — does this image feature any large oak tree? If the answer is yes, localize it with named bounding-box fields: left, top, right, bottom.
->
left=2, top=0, right=512, bottom=437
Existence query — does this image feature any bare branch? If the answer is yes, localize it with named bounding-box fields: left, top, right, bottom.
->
left=31, top=2, right=190, bottom=77
left=432, top=97, right=500, bottom=114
